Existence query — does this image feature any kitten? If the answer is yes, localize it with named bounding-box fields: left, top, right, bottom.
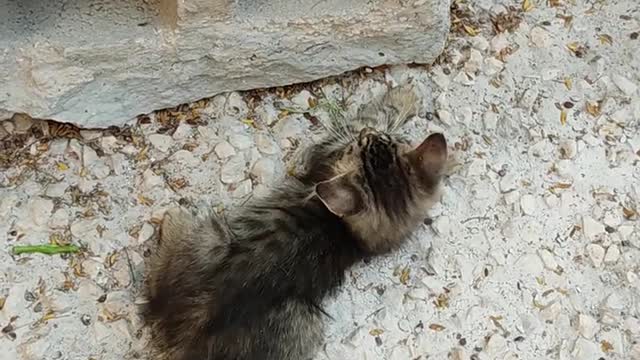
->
left=143, top=85, right=448, bottom=360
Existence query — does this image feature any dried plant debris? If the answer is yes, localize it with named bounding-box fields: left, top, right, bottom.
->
left=491, top=7, right=524, bottom=34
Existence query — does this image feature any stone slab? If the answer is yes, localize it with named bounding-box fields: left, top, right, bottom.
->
left=0, top=0, right=450, bottom=127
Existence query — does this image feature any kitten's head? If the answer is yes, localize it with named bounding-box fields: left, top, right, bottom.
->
left=312, top=127, right=447, bottom=253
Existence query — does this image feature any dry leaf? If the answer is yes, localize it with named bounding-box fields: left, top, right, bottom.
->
left=566, top=42, right=587, bottom=57
left=429, top=324, right=446, bottom=331
left=369, top=328, right=384, bottom=336
left=241, top=119, right=256, bottom=128
left=563, top=77, right=573, bottom=90
left=586, top=101, right=601, bottom=117
left=560, top=110, right=567, bottom=125
left=601, top=340, right=614, bottom=353
left=169, top=177, right=188, bottom=190
left=105, top=251, right=118, bottom=268
left=308, top=97, right=318, bottom=109
left=557, top=14, right=573, bottom=28
left=463, top=24, right=478, bottom=36
left=522, top=0, right=534, bottom=12
left=56, top=162, right=69, bottom=171
left=548, top=0, right=562, bottom=6
left=42, top=310, right=56, bottom=322
left=137, top=195, right=155, bottom=206
left=434, top=293, right=450, bottom=309
left=598, top=34, right=613, bottom=45
left=0, top=297, right=5, bottom=311
left=623, top=206, right=637, bottom=219
left=399, top=267, right=411, bottom=285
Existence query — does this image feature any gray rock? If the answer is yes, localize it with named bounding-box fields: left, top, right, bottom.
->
left=220, top=155, right=246, bottom=184
left=214, top=141, right=236, bottom=159
left=0, top=0, right=449, bottom=127
left=148, top=134, right=174, bottom=153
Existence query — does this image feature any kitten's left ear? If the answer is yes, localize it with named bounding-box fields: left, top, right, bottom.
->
left=315, top=175, right=364, bottom=217
left=407, top=133, right=448, bottom=177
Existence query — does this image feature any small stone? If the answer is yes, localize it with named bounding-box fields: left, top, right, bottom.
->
left=81, top=314, right=92, bottom=326
left=12, top=113, right=33, bottom=134
left=483, top=111, right=498, bottom=130
left=483, top=57, right=504, bottom=76
left=28, top=198, right=54, bottom=228
left=232, top=179, right=253, bottom=198
left=559, top=139, right=577, bottom=159
left=229, top=133, right=253, bottom=150
left=100, top=136, right=119, bottom=154
left=520, top=194, right=536, bottom=216
left=537, top=249, right=558, bottom=271
left=142, top=169, right=165, bottom=190
left=171, top=149, right=200, bottom=167
left=453, top=71, right=474, bottom=85
left=582, top=216, right=605, bottom=241
left=255, top=103, right=279, bottom=126
left=48, top=208, right=70, bottom=229
left=571, top=338, right=601, bottom=358
left=214, top=141, right=236, bottom=159
left=490, top=33, right=509, bottom=53
left=80, top=130, right=102, bottom=141
left=138, top=223, right=155, bottom=244
left=432, top=216, right=452, bottom=236
left=255, top=134, right=279, bottom=155
left=499, top=173, right=518, bottom=193
left=148, top=134, right=173, bottom=152
left=172, top=122, right=193, bottom=140
left=604, top=245, right=620, bottom=264
left=586, top=243, right=605, bottom=268
left=250, top=158, right=276, bottom=184
left=224, top=92, right=248, bottom=117
left=220, top=155, right=246, bottom=184
left=82, top=146, right=99, bottom=168
left=45, top=182, right=67, bottom=198
left=291, top=90, right=315, bottom=110
left=485, top=334, right=507, bottom=357
left=612, top=74, right=638, bottom=96
left=529, top=27, right=551, bottom=48
left=197, top=126, right=218, bottom=143
left=437, top=110, right=455, bottom=125
left=464, top=49, right=483, bottom=74
left=470, top=36, right=489, bottom=51
left=544, top=194, right=559, bottom=208
left=576, top=314, right=598, bottom=339
left=465, top=159, right=486, bottom=177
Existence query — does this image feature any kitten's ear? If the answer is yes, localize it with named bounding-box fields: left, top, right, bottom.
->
left=408, top=133, right=448, bottom=177
left=315, top=175, right=364, bottom=217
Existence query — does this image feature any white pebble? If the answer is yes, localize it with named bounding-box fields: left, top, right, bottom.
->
left=586, top=243, right=605, bottom=268
left=172, top=122, right=193, bottom=140
left=470, top=35, right=489, bottom=51
left=255, top=134, right=279, bottom=155
left=48, top=208, right=70, bottom=229
left=138, top=223, right=155, bottom=244
left=604, top=245, right=620, bottom=264
left=529, top=27, right=551, bottom=48
left=45, top=182, right=67, bottom=198
left=537, top=249, right=559, bottom=272
left=171, top=149, right=200, bottom=167
left=582, top=216, right=605, bottom=241
left=432, top=216, right=452, bottom=236
left=220, top=155, right=246, bottom=184
left=571, top=338, right=601, bottom=358
left=520, top=194, right=537, bottom=216
left=576, top=314, right=599, bottom=339
left=490, top=33, right=509, bottom=53
left=484, top=57, right=504, bottom=76
left=214, top=141, right=236, bottom=159
left=142, top=169, right=165, bottom=190
left=464, top=49, right=483, bottom=74
left=250, top=158, right=276, bottom=184
left=437, top=110, right=455, bottom=125
left=559, top=139, right=577, bottom=159
left=485, top=334, right=507, bottom=357
left=544, top=194, right=559, bottom=208
left=229, top=133, right=253, bottom=150
left=483, top=111, right=498, bottom=130
left=148, top=134, right=173, bottom=152
left=612, top=74, right=638, bottom=96
left=291, top=90, right=315, bottom=110
left=465, top=159, right=486, bottom=177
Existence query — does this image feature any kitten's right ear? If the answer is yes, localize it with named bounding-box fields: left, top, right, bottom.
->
left=315, top=175, right=364, bottom=218
left=408, top=133, right=448, bottom=177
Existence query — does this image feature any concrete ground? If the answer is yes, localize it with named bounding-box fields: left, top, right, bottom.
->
left=1, top=0, right=639, bottom=359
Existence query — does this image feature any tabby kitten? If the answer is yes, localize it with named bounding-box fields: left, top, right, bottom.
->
left=144, top=85, right=448, bottom=360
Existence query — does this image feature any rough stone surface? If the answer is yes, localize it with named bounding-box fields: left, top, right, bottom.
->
left=0, top=0, right=449, bottom=127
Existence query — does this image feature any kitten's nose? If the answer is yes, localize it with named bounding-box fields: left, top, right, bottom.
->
left=359, top=127, right=378, bottom=141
